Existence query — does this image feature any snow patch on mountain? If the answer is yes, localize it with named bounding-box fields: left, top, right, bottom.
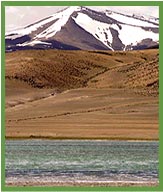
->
left=6, top=33, right=25, bottom=40
left=106, top=11, right=158, bottom=27
left=73, top=12, right=158, bottom=50
left=116, top=24, right=158, bottom=48
left=5, top=16, right=55, bottom=38
left=132, top=14, right=159, bottom=25
left=17, top=40, right=52, bottom=47
left=6, top=6, right=81, bottom=39
left=73, top=12, right=114, bottom=50
left=35, top=6, right=81, bottom=39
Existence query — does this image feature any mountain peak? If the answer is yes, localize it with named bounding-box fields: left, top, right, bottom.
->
left=58, top=6, right=82, bottom=13
left=5, top=7, right=159, bottom=52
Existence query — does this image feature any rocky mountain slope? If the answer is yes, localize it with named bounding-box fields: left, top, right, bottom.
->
left=6, top=6, right=159, bottom=51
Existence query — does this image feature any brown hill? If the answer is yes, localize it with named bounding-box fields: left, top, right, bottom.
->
left=5, top=49, right=159, bottom=140
left=6, top=49, right=158, bottom=93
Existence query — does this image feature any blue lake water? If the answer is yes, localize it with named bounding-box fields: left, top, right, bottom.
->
left=5, top=140, right=159, bottom=186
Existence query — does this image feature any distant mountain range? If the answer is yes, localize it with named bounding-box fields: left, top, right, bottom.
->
left=5, top=6, right=159, bottom=52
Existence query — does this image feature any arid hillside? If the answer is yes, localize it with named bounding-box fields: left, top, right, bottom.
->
left=5, top=49, right=159, bottom=140
left=6, top=49, right=158, bottom=93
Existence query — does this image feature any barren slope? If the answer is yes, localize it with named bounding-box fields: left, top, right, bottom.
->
left=5, top=49, right=159, bottom=140
left=6, top=49, right=158, bottom=91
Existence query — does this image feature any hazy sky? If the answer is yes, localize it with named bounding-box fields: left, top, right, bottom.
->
left=5, top=6, right=159, bottom=32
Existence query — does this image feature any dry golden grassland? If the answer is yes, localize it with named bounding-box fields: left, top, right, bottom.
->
left=5, top=49, right=159, bottom=140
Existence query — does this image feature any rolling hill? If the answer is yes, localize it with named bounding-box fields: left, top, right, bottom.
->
left=6, top=49, right=158, bottom=93
left=5, top=49, right=159, bottom=140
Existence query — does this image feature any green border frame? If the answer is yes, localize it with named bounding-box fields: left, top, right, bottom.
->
left=1, top=1, right=162, bottom=191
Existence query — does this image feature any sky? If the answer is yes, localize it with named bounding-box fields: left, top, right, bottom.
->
left=5, top=6, right=159, bottom=32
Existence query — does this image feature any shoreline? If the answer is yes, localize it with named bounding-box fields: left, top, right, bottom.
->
left=5, top=136, right=159, bottom=141
left=6, top=180, right=159, bottom=187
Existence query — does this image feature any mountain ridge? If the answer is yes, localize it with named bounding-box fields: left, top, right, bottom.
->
left=6, top=6, right=159, bottom=52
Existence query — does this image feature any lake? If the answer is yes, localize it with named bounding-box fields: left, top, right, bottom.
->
left=5, top=140, right=159, bottom=186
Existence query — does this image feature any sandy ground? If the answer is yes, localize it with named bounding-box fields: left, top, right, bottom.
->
left=6, top=180, right=159, bottom=187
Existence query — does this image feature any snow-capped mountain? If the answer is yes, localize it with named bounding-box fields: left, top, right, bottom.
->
left=5, top=6, right=159, bottom=52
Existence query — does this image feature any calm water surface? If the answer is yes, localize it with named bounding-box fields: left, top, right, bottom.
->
left=5, top=140, right=159, bottom=185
